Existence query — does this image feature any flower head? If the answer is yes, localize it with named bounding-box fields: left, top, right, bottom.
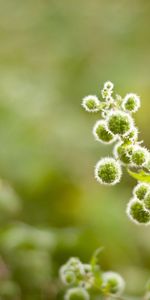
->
left=133, top=183, right=150, bottom=201
left=144, top=192, right=150, bottom=211
left=82, top=95, right=100, bottom=112
left=122, top=93, right=140, bottom=113
left=95, top=158, right=122, bottom=185
left=65, top=287, right=90, bottom=300
left=102, top=271, right=125, bottom=295
left=107, top=111, right=134, bottom=136
left=104, top=81, right=114, bottom=91
left=93, top=120, right=116, bottom=144
left=126, top=198, right=150, bottom=225
left=131, top=145, right=149, bottom=167
left=113, top=141, right=133, bottom=165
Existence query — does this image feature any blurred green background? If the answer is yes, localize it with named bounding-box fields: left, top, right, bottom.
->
left=0, top=0, right=150, bottom=299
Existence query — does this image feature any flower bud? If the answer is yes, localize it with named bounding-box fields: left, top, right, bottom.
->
left=126, top=198, right=150, bottom=225
left=107, top=111, right=134, bottom=136
left=102, top=271, right=125, bottom=295
left=122, top=93, right=140, bottom=113
left=104, top=81, right=114, bottom=90
left=123, top=127, right=138, bottom=142
left=95, top=158, right=122, bottom=185
left=59, top=266, right=76, bottom=285
left=65, top=288, right=90, bottom=300
left=82, top=95, right=100, bottom=112
left=144, top=192, right=150, bottom=211
left=113, top=141, right=133, bottom=165
left=93, top=120, right=115, bottom=144
left=133, top=183, right=150, bottom=201
left=131, top=146, right=149, bottom=167
left=101, top=88, right=112, bottom=99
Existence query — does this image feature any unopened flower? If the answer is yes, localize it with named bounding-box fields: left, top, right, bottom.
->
left=95, top=158, right=122, bottom=185
left=122, top=93, right=140, bottom=113
left=102, top=271, right=125, bottom=295
left=82, top=95, right=100, bottom=112
left=126, top=198, right=150, bottom=225
left=104, top=81, right=114, bottom=90
left=133, top=183, right=150, bottom=201
left=131, top=146, right=149, bottom=167
left=65, top=287, right=90, bottom=300
left=93, top=120, right=116, bottom=144
left=113, top=141, right=133, bottom=165
left=107, top=111, right=134, bottom=136
left=144, top=192, right=150, bottom=211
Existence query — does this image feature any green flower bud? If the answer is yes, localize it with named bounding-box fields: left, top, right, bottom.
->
left=127, top=198, right=150, bottom=225
left=102, top=271, right=125, bottom=295
left=95, top=158, right=122, bottom=185
left=65, top=288, right=90, bottom=300
left=144, top=192, right=150, bottom=211
left=82, top=95, right=100, bottom=112
left=123, top=127, right=138, bottom=143
left=60, top=266, right=76, bottom=285
left=104, top=81, right=114, bottom=90
left=107, top=111, right=134, bottom=136
left=113, top=141, right=133, bottom=165
left=133, top=183, right=150, bottom=201
left=122, top=93, right=140, bottom=113
left=93, top=120, right=116, bottom=144
left=131, top=146, right=149, bottom=167
left=101, top=88, right=112, bottom=99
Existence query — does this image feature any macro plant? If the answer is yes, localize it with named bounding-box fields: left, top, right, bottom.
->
left=82, top=81, right=150, bottom=225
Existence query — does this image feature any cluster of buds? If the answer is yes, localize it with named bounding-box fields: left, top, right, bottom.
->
left=82, top=81, right=150, bottom=225
left=59, top=253, right=125, bottom=299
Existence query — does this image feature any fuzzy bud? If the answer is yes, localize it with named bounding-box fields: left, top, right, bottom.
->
left=82, top=95, right=100, bottom=112
left=131, top=146, right=149, bottom=167
left=65, top=288, right=90, bottom=300
left=104, top=81, right=114, bottom=91
left=93, top=120, right=116, bottom=144
left=126, top=198, right=150, bottom=225
left=144, top=192, right=150, bottom=211
left=113, top=141, right=133, bottom=165
left=102, top=271, right=125, bottom=295
left=122, top=93, right=140, bottom=113
left=95, top=158, right=122, bottom=185
left=107, top=111, right=134, bottom=136
left=133, top=183, right=150, bottom=201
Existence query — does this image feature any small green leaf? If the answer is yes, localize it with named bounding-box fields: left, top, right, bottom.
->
left=90, top=248, right=104, bottom=289
left=128, top=169, right=150, bottom=183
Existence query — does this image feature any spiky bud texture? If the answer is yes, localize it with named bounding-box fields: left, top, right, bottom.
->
left=65, top=288, right=90, bottom=300
left=102, top=271, right=125, bottom=295
left=113, top=141, right=133, bottom=165
left=122, top=93, right=140, bottom=113
left=95, top=158, right=122, bottom=185
left=123, top=127, right=138, bottom=142
left=107, top=111, right=134, bottom=136
left=131, top=146, right=149, bottom=167
left=126, top=198, right=150, bottom=225
left=133, top=183, right=150, bottom=201
left=93, top=120, right=115, bottom=144
left=144, top=192, right=150, bottom=211
left=82, top=95, right=100, bottom=112
left=104, top=81, right=114, bottom=90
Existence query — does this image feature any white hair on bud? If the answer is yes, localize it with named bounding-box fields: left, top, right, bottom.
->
left=122, top=93, right=141, bottom=113
left=82, top=95, right=100, bottom=112
left=94, top=157, right=122, bottom=185
left=102, top=271, right=125, bottom=295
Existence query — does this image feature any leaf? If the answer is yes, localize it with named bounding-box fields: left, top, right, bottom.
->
left=90, top=248, right=104, bottom=289
left=90, top=247, right=104, bottom=269
left=127, top=169, right=150, bottom=183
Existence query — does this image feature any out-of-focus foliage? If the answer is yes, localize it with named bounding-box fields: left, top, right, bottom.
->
left=0, top=0, right=150, bottom=299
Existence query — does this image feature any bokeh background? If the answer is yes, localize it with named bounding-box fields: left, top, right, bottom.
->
left=0, top=0, right=150, bottom=299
